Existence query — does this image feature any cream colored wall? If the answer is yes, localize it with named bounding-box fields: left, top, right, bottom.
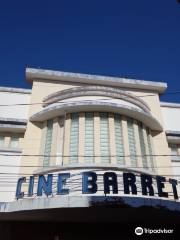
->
left=20, top=80, right=172, bottom=179
left=20, top=80, right=85, bottom=174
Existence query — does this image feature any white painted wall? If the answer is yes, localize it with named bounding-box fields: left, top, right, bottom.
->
left=0, top=151, right=21, bottom=202
left=0, top=91, right=31, bottom=119
left=161, top=106, right=180, bottom=131
left=172, top=161, right=180, bottom=180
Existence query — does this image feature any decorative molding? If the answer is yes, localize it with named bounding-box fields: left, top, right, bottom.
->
left=43, top=86, right=150, bottom=113
left=166, top=131, right=180, bottom=144
left=26, top=68, right=167, bottom=93
left=0, top=123, right=26, bottom=133
left=1, top=196, right=180, bottom=215
left=166, top=130, right=180, bottom=136
left=0, top=86, right=31, bottom=94
left=161, top=102, right=180, bottom=108
left=0, top=117, right=27, bottom=125
left=30, top=100, right=163, bottom=131
left=0, top=148, right=22, bottom=153
left=33, top=163, right=155, bottom=176
left=167, top=136, right=180, bottom=144
left=0, top=118, right=27, bottom=133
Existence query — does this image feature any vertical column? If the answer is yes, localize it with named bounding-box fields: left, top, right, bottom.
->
left=99, top=113, right=110, bottom=163
left=0, top=134, right=4, bottom=148
left=39, top=121, right=47, bottom=167
left=177, top=145, right=180, bottom=156
left=146, top=129, right=157, bottom=173
left=114, top=114, right=125, bottom=165
left=4, top=135, right=11, bottom=148
left=127, top=118, right=137, bottom=168
left=56, top=116, right=65, bottom=165
left=94, top=112, right=101, bottom=163
left=138, top=123, right=148, bottom=169
left=43, top=119, right=53, bottom=167
left=134, top=120, right=143, bottom=169
left=63, top=114, right=71, bottom=165
left=122, top=116, right=131, bottom=166
left=18, top=134, right=24, bottom=149
left=69, top=113, right=79, bottom=164
left=78, top=113, right=85, bottom=164
left=85, top=112, right=94, bottom=163
left=99, top=112, right=110, bottom=164
left=51, top=117, right=59, bottom=166
left=109, top=113, right=116, bottom=164
left=142, top=125, right=151, bottom=170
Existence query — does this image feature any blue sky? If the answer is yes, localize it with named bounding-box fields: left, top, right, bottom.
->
left=0, top=0, right=179, bottom=102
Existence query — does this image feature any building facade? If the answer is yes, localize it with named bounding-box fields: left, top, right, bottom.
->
left=0, top=68, right=180, bottom=223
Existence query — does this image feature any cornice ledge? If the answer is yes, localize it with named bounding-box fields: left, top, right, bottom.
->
left=43, top=86, right=150, bottom=113
left=26, top=68, right=167, bottom=93
left=30, top=100, right=163, bottom=131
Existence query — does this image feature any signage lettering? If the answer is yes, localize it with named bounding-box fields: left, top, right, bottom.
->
left=16, top=171, right=179, bottom=200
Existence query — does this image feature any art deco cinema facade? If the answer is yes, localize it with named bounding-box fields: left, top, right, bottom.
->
left=0, top=68, right=180, bottom=226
